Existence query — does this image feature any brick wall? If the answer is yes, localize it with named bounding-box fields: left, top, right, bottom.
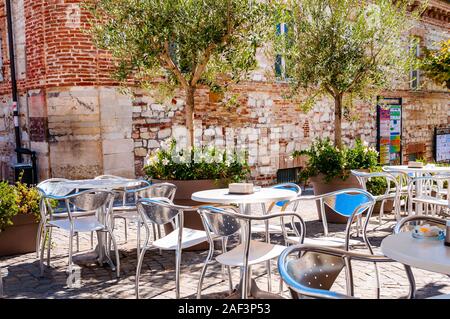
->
left=0, top=0, right=448, bottom=184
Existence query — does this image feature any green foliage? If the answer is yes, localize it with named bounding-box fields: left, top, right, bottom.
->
left=273, top=0, right=424, bottom=144
left=0, top=180, right=41, bottom=232
left=421, top=39, right=450, bottom=90
left=85, top=0, right=273, bottom=94
left=144, top=140, right=250, bottom=183
left=365, top=166, right=388, bottom=196
left=0, top=182, right=18, bottom=232
left=294, top=138, right=379, bottom=183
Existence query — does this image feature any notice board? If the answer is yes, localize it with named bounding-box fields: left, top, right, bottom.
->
left=435, top=127, right=450, bottom=163
left=377, top=97, right=402, bottom=165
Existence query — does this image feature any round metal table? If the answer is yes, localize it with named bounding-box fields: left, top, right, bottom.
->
left=381, top=232, right=450, bottom=275
left=191, top=187, right=298, bottom=299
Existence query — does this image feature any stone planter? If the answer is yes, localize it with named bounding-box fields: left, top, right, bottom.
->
left=0, top=214, right=39, bottom=257
left=309, top=173, right=363, bottom=224
left=152, top=179, right=228, bottom=250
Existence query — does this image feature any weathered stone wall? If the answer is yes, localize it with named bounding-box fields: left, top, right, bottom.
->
left=0, top=0, right=448, bottom=184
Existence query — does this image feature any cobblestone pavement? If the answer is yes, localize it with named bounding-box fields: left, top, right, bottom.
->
left=1, top=199, right=449, bottom=299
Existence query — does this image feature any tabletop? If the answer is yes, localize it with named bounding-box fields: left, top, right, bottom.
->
left=381, top=232, right=450, bottom=275
left=383, top=165, right=450, bottom=174
left=191, top=187, right=298, bottom=205
left=47, top=178, right=143, bottom=196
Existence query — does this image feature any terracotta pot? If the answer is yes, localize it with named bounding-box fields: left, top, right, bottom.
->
left=309, top=173, right=363, bottom=224
left=0, top=214, right=39, bottom=257
left=372, top=199, right=394, bottom=215
left=152, top=179, right=227, bottom=250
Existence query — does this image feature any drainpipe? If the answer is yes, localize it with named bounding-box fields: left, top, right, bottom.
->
left=5, top=0, right=22, bottom=163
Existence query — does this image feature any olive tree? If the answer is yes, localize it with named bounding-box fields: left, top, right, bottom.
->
left=275, top=0, right=424, bottom=147
left=85, top=0, right=273, bottom=147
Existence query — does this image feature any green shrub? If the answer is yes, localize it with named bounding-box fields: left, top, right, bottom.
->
left=0, top=180, right=41, bottom=232
left=144, top=140, right=250, bottom=183
left=294, top=138, right=379, bottom=183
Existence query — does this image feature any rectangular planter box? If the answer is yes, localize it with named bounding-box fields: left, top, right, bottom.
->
left=0, top=214, right=38, bottom=257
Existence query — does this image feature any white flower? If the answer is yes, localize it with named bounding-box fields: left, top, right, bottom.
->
left=362, top=140, right=369, bottom=147
left=162, top=158, right=170, bottom=166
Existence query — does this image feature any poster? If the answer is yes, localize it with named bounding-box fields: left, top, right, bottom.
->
left=435, top=128, right=450, bottom=163
left=377, top=98, right=402, bottom=165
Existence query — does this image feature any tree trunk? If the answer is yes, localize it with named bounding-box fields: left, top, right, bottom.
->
left=334, top=94, right=343, bottom=147
left=185, top=87, right=195, bottom=148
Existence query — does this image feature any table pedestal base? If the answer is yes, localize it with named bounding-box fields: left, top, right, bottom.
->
left=225, top=279, right=284, bottom=299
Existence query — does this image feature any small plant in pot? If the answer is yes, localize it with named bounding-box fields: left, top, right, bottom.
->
left=294, top=138, right=379, bottom=223
left=0, top=179, right=41, bottom=256
left=144, top=139, right=250, bottom=249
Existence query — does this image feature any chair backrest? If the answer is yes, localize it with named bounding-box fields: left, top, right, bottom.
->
left=407, top=175, right=450, bottom=201
left=68, top=189, right=113, bottom=212
left=133, top=182, right=177, bottom=201
left=278, top=244, right=389, bottom=299
left=351, top=170, right=399, bottom=196
left=394, top=215, right=446, bottom=234
left=198, top=205, right=306, bottom=243
left=322, top=189, right=375, bottom=218
left=136, top=198, right=186, bottom=225
left=197, top=206, right=242, bottom=238
left=94, top=175, right=126, bottom=180
left=272, top=183, right=302, bottom=208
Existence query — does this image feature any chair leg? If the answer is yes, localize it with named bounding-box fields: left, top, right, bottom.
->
left=107, top=230, right=120, bottom=278
left=124, top=218, right=128, bottom=243
left=0, top=270, right=3, bottom=298
left=379, top=200, right=386, bottom=225
left=39, top=227, right=49, bottom=276
left=135, top=247, right=149, bottom=299
left=137, top=222, right=141, bottom=257
left=36, top=221, right=44, bottom=259
left=68, top=229, right=74, bottom=275
left=46, top=227, right=53, bottom=267
left=241, top=266, right=249, bottom=299
left=197, top=244, right=214, bottom=299
left=221, top=238, right=233, bottom=294
left=175, top=247, right=182, bottom=299
left=90, top=232, right=94, bottom=250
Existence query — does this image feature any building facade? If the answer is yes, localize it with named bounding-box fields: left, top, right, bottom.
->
left=0, top=0, right=448, bottom=184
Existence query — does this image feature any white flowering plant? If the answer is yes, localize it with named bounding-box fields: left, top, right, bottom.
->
left=293, top=138, right=379, bottom=183
left=144, top=140, right=250, bottom=182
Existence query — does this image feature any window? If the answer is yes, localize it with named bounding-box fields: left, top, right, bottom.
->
left=275, top=23, right=290, bottom=81
left=410, top=37, right=421, bottom=90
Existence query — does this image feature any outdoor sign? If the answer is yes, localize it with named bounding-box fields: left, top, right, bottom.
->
left=435, top=127, right=450, bottom=163
left=376, top=97, right=403, bottom=165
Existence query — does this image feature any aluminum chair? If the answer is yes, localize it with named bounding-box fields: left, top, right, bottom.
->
left=112, top=182, right=176, bottom=248
left=394, top=215, right=447, bottom=299
left=38, top=189, right=120, bottom=278
left=351, top=170, right=401, bottom=223
left=407, top=175, right=449, bottom=217
left=382, top=167, right=414, bottom=214
left=36, top=178, right=95, bottom=257
left=284, top=189, right=376, bottom=251
left=196, top=205, right=305, bottom=299
left=278, top=244, right=401, bottom=299
left=135, top=198, right=208, bottom=299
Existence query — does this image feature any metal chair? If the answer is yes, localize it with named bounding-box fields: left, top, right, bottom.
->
left=38, top=189, right=120, bottom=278
left=284, top=189, right=376, bottom=251
left=407, top=175, right=449, bottom=217
left=112, top=182, right=176, bottom=249
left=135, top=198, right=208, bottom=299
left=393, top=215, right=447, bottom=299
left=351, top=170, right=401, bottom=223
left=36, top=178, right=95, bottom=257
left=196, top=205, right=305, bottom=299
left=382, top=167, right=414, bottom=214
left=278, top=244, right=400, bottom=299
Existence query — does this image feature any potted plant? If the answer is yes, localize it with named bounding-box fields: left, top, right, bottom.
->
left=144, top=140, right=250, bottom=248
left=294, top=138, right=379, bottom=223
left=0, top=180, right=41, bottom=256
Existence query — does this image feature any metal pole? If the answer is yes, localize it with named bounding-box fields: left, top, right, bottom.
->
left=5, top=0, right=22, bottom=163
